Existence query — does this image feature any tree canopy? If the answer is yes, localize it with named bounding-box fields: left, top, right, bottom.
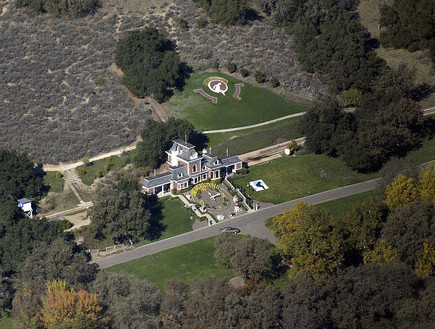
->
left=133, top=118, right=194, bottom=169
left=214, top=234, right=274, bottom=279
left=193, top=0, right=249, bottom=26
left=115, top=27, right=183, bottom=102
left=15, top=0, right=100, bottom=18
left=0, top=149, right=44, bottom=200
left=271, top=201, right=346, bottom=278
left=88, top=179, right=161, bottom=243
left=380, top=0, right=435, bottom=66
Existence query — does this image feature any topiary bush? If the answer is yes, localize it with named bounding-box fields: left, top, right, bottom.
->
left=254, top=71, right=266, bottom=83
left=270, top=77, right=279, bottom=88
left=239, top=68, right=249, bottom=77
left=227, top=62, right=237, bottom=73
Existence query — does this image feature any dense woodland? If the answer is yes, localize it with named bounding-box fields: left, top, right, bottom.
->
left=1, top=148, right=434, bottom=327
left=15, top=0, right=100, bottom=18
left=115, top=27, right=184, bottom=103
left=380, top=0, right=435, bottom=66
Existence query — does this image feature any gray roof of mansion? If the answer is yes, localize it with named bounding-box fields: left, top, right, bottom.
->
left=220, top=155, right=242, bottom=166
left=168, top=139, right=198, bottom=162
left=173, top=139, right=195, bottom=149
left=203, top=153, right=223, bottom=169
left=142, top=172, right=172, bottom=188
left=169, top=165, right=189, bottom=182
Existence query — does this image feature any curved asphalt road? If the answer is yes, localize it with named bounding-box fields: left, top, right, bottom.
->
left=94, top=178, right=378, bottom=269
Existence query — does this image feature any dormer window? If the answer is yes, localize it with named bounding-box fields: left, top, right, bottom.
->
left=214, top=160, right=219, bottom=165
left=178, top=173, right=183, bottom=178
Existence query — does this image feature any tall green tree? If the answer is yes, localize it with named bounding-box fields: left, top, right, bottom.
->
left=115, top=27, right=183, bottom=102
left=193, top=0, right=248, bottom=26
left=91, top=272, right=161, bottom=329
left=133, top=118, right=194, bottom=169
left=0, top=149, right=44, bottom=200
left=271, top=201, right=346, bottom=278
left=380, top=0, right=435, bottom=66
left=381, top=202, right=435, bottom=269
left=88, top=179, right=158, bottom=243
left=215, top=235, right=274, bottom=279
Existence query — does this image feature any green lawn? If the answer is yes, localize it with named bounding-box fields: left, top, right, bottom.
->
left=403, top=136, right=435, bottom=165
left=208, top=120, right=301, bottom=157
left=167, top=72, right=307, bottom=130
left=314, top=190, right=376, bottom=221
left=205, top=117, right=300, bottom=148
left=76, top=155, right=129, bottom=186
left=232, top=154, right=378, bottom=204
left=44, top=171, right=64, bottom=193
left=138, top=198, right=194, bottom=246
left=107, top=237, right=236, bottom=291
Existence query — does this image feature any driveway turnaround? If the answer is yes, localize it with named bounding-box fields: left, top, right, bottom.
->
left=93, top=178, right=378, bottom=269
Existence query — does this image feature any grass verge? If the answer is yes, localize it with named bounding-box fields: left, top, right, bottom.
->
left=106, top=236, right=235, bottom=291
left=314, top=190, right=376, bottom=221
left=167, top=72, right=307, bottom=130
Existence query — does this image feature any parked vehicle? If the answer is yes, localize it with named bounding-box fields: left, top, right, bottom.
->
left=219, top=227, right=241, bottom=234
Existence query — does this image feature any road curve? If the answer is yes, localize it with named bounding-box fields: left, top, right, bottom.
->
left=93, top=178, right=379, bottom=269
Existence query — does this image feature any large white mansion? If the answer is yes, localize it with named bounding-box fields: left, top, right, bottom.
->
left=142, top=139, right=242, bottom=195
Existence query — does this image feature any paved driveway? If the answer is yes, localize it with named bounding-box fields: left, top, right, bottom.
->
left=93, top=178, right=378, bottom=269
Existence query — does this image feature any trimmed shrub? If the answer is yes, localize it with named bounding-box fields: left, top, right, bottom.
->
left=227, top=62, right=237, bottom=73
left=239, top=68, right=249, bottom=77
left=254, top=71, right=266, bottom=83
left=270, top=77, right=279, bottom=88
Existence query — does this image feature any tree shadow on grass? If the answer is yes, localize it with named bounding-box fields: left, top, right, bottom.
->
left=175, top=62, right=193, bottom=93
left=144, top=194, right=166, bottom=241
left=189, top=131, right=209, bottom=150
left=410, top=83, right=435, bottom=102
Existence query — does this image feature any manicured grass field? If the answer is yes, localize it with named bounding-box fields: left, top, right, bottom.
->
left=167, top=72, right=307, bottom=130
left=206, top=117, right=300, bottom=148
left=314, top=191, right=376, bottom=223
left=232, top=154, right=378, bottom=204
left=44, top=171, right=64, bottom=193
left=76, top=155, right=128, bottom=186
left=138, top=198, right=194, bottom=246
left=107, top=237, right=236, bottom=291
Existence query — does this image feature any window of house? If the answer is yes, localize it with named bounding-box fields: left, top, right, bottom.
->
left=178, top=173, right=182, bottom=178
left=193, top=165, right=197, bottom=173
